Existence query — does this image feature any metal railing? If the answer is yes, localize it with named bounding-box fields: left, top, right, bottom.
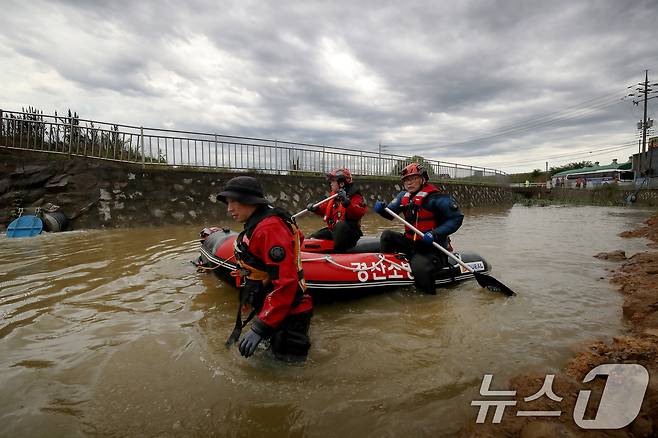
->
left=0, top=109, right=507, bottom=183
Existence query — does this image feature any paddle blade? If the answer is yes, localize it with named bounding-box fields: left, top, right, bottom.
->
left=474, top=272, right=516, bottom=296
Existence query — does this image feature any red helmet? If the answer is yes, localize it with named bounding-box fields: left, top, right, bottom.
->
left=400, top=162, right=429, bottom=181
left=326, top=168, right=353, bottom=184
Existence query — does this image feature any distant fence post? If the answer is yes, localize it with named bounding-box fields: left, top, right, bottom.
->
left=214, top=134, right=218, bottom=169
left=68, top=116, right=73, bottom=157
left=274, top=139, right=278, bottom=174
left=140, top=126, right=145, bottom=168
left=218, top=135, right=225, bottom=168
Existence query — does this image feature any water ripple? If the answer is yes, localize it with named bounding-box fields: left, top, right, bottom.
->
left=0, top=207, right=653, bottom=437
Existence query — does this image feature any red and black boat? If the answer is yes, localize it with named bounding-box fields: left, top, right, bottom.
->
left=197, top=227, right=491, bottom=295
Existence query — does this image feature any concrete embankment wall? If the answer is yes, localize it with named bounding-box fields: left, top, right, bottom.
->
left=535, top=187, right=658, bottom=206
left=0, top=150, right=513, bottom=230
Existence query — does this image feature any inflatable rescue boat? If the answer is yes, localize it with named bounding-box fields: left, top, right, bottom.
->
left=197, top=227, right=491, bottom=295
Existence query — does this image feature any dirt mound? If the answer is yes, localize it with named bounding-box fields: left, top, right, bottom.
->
left=619, top=215, right=658, bottom=243
left=593, top=250, right=626, bottom=261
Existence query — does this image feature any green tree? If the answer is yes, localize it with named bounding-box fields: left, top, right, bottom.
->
left=549, top=161, right=594, bottom=176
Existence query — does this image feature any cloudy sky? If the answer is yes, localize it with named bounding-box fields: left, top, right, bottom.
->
left=1, top=0, right=657, bottom=173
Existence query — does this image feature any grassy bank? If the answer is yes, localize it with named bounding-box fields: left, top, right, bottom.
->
left=515, top=185, right=658, bottom=207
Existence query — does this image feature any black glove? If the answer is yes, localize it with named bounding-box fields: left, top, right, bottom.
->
left=306, top=202, right=318, bottom=213
left=238, top=328, right=263, bottom=357
left=336, top=189, right=350, bottom=207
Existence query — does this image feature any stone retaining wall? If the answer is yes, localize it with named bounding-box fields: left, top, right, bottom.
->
left=0, top=150, right=513, bottom=230
left=542, top=187, right=658, bottom=206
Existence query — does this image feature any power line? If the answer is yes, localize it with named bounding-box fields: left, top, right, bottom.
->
left=489, top=142, right=636, bottom=165
left=491, top=72, right=657, bottom=171
left=497, top=143, right=637, bottom=169
left=383, top=98, right=623, bottom=153
left=381, top=88, right=631, bottom=150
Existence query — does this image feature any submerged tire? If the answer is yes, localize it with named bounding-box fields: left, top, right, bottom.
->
left=42, top=212, right=68, bottom=232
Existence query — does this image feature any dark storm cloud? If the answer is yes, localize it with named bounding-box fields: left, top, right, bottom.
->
left=1, top=0, right=657, bottom=170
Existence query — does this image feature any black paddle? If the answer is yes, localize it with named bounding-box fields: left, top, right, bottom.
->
left=384, top=207, right=516, bottom=296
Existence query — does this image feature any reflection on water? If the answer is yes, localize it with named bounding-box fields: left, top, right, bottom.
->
left=0, top=205, right=653, bottom=436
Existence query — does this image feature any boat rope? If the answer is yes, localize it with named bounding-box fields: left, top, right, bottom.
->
left=201, top=247, right=414, bottom=275
left=196, top=263, right=219, bottom=272
left=196, top=253, right=236, bottom=272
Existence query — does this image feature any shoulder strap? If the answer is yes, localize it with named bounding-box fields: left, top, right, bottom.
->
left=345, top=183, right=359, bottom=197
left=243, top=206, right=296, bottom=237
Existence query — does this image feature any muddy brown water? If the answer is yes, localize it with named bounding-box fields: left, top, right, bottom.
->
left=0, top=205, right=653, bottom=437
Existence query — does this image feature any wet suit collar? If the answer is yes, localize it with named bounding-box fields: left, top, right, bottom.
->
left=242, top=205, right=296, bottom=239
left=243, top=205, right=272, bottom=238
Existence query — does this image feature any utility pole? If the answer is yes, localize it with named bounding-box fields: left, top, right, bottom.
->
left=630, top=70, right=658, bottom=176
left=642, top=70, right=649, bottom=156
left=638, top=138, right=642, bottom=177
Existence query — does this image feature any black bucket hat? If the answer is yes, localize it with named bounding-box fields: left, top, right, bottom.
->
left=217, top=176, right=269, bottom=205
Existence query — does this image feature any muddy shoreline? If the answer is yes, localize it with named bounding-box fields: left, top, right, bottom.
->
left=463, top=212, right=658, bottom=437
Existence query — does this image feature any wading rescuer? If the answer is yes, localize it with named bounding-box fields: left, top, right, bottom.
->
left=374, top=163, right=464, bottom=294
left=218, top=176, right=313, bottom=361
left=306, top=168, right=368, bottom=252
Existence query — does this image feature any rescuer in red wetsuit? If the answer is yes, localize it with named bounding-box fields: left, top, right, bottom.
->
left=218, top=176, right=313, bottom=361
left=374, top=163, right=464, bottom=294
left=306, top=168, right=368, bottom=252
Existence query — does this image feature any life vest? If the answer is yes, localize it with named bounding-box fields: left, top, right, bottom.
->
left=226, top=207, right=306, bottom=346
left=399, top=184, right=440, bottom=241
left=323, top=184, right=362, bottom=231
